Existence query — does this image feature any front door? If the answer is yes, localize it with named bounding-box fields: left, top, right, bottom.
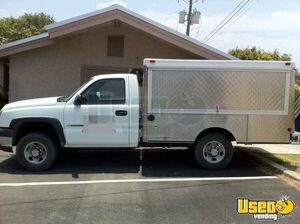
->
left=63, top=77, right=129, bottom=147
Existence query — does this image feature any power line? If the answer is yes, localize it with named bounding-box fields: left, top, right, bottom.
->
left=212, top=0, right=258, bottom=39
left=201, top=0, right=247, bottom=42
left=202, top=0, right=251, bottom=43
left=205, top=0, right=258, bottom=43
left=202, top=0, right=252, bottom=43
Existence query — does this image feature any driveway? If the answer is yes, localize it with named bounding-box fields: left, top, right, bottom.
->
left=0, top=149, right=299, bottom=224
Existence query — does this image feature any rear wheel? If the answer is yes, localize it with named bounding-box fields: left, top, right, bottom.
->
left=194, top=133, right=233, bottom=170
left=16, top=133, right=58, bottom=171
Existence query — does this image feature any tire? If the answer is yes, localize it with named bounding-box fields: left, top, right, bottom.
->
left=16, top=133, right=58, bottom=171
left=194, top=133, right=233, bottom=170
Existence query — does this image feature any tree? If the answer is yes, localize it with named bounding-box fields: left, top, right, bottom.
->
left=0, top=13, right=54, bottom=45
left=228, top=47, right=291, bottom=61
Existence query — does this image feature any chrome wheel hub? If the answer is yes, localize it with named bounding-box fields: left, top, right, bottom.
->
left=31, top=149, right=40, bottom=157
left=203, top=141, right=226, bottom=164
left=24, top=142, right=47, bottom=165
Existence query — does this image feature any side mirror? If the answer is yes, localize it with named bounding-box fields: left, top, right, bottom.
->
left=74, top=95, right=82, bottom=105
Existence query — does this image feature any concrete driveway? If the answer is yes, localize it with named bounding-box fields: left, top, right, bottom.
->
left=0, top=149, right=299, bottom=224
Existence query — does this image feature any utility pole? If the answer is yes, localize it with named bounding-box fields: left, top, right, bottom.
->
left=178, top=0, right=201, bottom=36
left=186, top=0, right=193, bottom=36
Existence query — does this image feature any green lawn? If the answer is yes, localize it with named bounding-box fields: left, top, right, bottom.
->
left=262, top=154, right=300, bottom=173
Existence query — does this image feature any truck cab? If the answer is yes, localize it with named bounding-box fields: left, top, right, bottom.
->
left=0, top=73, right=139, bottom=170
left=63, top=74, right=139, bottom=148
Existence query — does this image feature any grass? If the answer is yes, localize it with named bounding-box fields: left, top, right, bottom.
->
left=262, top=153, right=300, bottom=174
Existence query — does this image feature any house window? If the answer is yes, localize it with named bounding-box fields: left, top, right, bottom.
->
left=107, top=35, right=124, bottom=57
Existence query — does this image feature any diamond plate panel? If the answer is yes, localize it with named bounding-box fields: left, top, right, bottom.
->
left=248, top=115, right=291, bottom=142
left=145, top=114, right=247, bottom=142
left=151, top=70, right=286, bottom=111
left=247, top=72, right=295, bottom=143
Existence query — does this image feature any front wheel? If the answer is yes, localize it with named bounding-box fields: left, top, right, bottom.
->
left=16, top=133, right=58, bottom=171
left=194, top=133, right=233, bottom=170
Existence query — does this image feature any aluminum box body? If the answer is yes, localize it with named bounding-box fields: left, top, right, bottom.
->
left=142, top=59, right=295, bottom=143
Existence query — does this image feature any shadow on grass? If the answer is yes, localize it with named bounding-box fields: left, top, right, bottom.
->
left=260, top=152, right=300, bottom=173
left=237, top=146, right=300, bottom=175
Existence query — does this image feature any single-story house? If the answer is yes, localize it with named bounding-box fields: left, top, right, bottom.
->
left=0, top=4, right=235, bottom=102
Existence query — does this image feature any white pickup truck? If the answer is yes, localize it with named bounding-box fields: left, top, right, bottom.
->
left=0, top=59, right=295, bottom=171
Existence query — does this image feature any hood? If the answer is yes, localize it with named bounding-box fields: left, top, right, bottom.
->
left=1, top=97, right=61, bottom=111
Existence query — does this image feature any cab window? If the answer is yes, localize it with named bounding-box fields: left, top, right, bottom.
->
left=81, top=78, right=125, bottom=104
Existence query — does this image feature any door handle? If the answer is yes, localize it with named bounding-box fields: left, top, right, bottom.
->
left=115, top=110, right=128, bottom=116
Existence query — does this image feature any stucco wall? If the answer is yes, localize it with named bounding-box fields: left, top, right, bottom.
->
left=9, top=23, right=200, bottom=102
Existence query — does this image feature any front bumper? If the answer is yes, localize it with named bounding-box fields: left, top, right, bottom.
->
left=0, top=128, right=13, bottom=152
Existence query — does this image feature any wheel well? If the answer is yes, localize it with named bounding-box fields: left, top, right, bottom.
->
left=195, top=128, right=236, bottom=144
left=12, top=122, right=61, bottom=147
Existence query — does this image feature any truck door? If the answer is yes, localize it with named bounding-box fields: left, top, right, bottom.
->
left=63, top=77, right=129, bottom=147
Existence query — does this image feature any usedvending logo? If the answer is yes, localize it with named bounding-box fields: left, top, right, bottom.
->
left=237, top=195, right=295, bottom=221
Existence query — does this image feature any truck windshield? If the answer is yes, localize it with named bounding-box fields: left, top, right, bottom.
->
left=57, top=81, right=89, bottom=102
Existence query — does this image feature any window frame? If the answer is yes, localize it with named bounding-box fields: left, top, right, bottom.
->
left=80, top=78, right=126, bottom=105
left=107, top=35, right=125, bottom=57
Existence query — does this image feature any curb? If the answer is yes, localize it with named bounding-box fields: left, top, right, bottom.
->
left=237, top=146, right=300, bottom=182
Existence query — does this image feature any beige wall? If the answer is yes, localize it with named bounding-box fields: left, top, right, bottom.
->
left=9, top=23, right=200, bottom=102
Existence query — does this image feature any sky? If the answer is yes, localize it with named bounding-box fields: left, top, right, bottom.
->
left=0, top=0, right=300, bottom=66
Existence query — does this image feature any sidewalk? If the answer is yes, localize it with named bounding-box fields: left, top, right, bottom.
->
left=236, top=144, right=300, bottom=154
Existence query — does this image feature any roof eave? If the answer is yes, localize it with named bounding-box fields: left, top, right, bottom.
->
left=0, top=33, right=49, bottom=51
left=0, top=33, right=53, bottom=58
left=45, top=4, right=235, bottom=60
left=0, top=4, right=236, bottom=60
